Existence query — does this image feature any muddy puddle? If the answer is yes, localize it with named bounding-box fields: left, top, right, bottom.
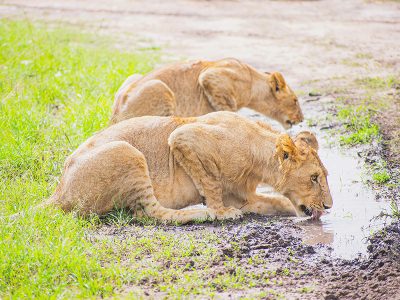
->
left=288, top=145, right=388, bottom=260
left=241, top=105, right=390, bottom=260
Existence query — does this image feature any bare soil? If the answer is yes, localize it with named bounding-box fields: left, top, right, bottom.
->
left=94, top=215, right=400, bottom=299
left=2, top=0, right=399, bottom=298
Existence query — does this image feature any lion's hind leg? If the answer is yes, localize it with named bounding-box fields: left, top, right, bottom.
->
left=111, top=79, right=176, bottom=124
left=57, top=141, right=211, bottom=224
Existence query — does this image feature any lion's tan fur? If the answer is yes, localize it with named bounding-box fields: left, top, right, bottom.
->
left=111, top=58, right=303, bottom=129
left=45, top=112, right=332, bottom=223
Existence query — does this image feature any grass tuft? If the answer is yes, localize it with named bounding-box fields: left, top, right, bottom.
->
left=390, top=199, right=400, bottom=219
left=372, top=170, right=391, bottom=184
left=337, top=106, right=379, bottom=145
left=355, top=76, right=399, bottom=90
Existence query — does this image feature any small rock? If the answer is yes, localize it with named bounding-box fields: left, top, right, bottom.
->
left=321, top=258, right=330, bottom=264
left=222, top=246, right=234, bottom=257
left=305, top=245, right=316, bottom=254
left=378, top=274, right=386, bottom=281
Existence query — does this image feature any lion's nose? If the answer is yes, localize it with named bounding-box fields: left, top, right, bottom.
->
left=323, top=204, right=331, bottom=210
left=297, top=112, right=304, bottom=123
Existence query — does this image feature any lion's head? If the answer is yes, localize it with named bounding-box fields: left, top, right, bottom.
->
left=274, top=131, right=332, bottom=219
left=268, top=72, right=304, bottom=129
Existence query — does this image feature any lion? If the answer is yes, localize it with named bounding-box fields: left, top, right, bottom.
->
left=111, top=58, right=304, bottom=129
left=32, top=111, right=332, bottom=223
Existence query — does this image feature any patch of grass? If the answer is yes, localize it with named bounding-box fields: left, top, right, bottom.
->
left=0, top=19, right=158, bottom=298
left=372, top=170, right=391, bottom=184
left=102, top=208, right=135, bottom=227
left=368, top=159, right=392, bottom=185
left=299, top=286, right=314, bottom=293
left=337, top=106, right=379, bottom=145
left=0, top=20, right=309, bottom=299
left=341, top=58, right=363, bottom=68
left=390, top=199, right=400, bottom=219
left=355, top=75, right=399, bottom=90
left=1, top=210, right=122, bottom=298
left=308, top=89, right=322, bottom=96
left=355, top=52, right=373, bottom=59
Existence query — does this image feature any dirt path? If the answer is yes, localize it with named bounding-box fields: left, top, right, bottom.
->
left=2, top=0, right=399, bottom=299
left=1, top=0, right=399, bottom=83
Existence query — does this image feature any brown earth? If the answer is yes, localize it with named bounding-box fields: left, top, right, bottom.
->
left=1, top=0, right=399, bottom=299
left=1, top=0, right=399, bottom=161
left=92, top=215, right=400, bottom=299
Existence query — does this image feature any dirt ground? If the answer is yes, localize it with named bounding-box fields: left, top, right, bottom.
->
left=91, top=215, right=400, bottom=299
left=1, top=0, right=399, bottom=81
left=1, top=0, right=399, bottom=299
left=2, top=0, right=399, bottom=160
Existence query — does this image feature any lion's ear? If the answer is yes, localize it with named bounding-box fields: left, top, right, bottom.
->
left=269, top=72, right=287, bottom=94
left=295, top=131, right=319, bottom=152
left=275, top=134, right=299, bottom=166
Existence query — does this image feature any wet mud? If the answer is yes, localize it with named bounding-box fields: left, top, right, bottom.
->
left=91, top=95, right=400, bottom=298
left=95, top=215, right=400, bottom=299
left=3, top=0, right=399, bottom=298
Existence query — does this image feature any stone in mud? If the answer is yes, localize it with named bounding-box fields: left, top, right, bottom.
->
left=305, top=245, right=316, bottom=254
left=324, top=293, right=338, bottom=300
left=377, top=274, right=386, bottom=281
left=222, top=245, right=234, bottom=257
left=252, top=243, right=269, bottom=250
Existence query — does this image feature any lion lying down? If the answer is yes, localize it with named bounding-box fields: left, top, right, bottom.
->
left=111, top=58, right=303, bottom=129
left=44, top=111, right=332, bottom=223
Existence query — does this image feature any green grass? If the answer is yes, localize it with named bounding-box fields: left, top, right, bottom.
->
left=0, top=20, right=159, bottom=214
left=0, top=19, right=160, bottom=298
left=1, top=20, right=294, bottom=299
left=355, top=75, right=399, bottom=90
left=299, top=286, right=313, bottom=294
left=390, top=199, right=400, bottom=219
left=337, top=106, right=379, bottom=145
left=372, top=170, right=391, bottom=184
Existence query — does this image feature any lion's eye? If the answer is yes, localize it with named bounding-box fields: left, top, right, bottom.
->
left=311, top=174, right=318, bottom=183
left=294, top=98, right=298, bottom=104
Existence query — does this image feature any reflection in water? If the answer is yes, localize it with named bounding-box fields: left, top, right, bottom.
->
left=297, top=146, right=388, bottom=259
left=186, top=108, right=388, bottom=260
left=245, top=107, right=389, bottom=260
left=296, top=219, right=334, bottom=245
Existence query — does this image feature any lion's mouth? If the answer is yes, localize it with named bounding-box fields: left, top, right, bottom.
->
left=284, top=120, right=293, bottom=128
left=299, top=205, right=324, bottom=220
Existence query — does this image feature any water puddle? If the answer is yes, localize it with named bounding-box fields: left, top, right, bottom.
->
left=243, top=107, right=390, bottom=260
left=293, top=146, right=388, bottom=259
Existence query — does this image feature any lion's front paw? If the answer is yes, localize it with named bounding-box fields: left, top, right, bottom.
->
left=212, top=206, right=243, bottom=220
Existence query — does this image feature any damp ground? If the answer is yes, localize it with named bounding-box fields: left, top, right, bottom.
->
left=1, top=0, right=399, bottom=298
